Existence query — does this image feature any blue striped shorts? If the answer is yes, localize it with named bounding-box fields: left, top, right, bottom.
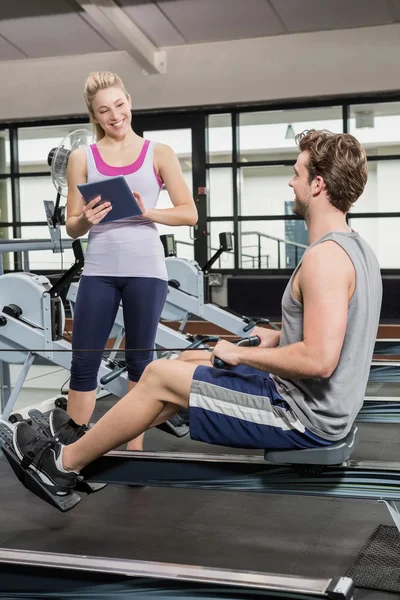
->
left=189, top=364, right=332, bottom=450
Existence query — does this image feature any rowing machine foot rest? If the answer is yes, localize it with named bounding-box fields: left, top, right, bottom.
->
left=28, top=409, right=51, bottom=437
left=264, top=425, right=359, bottom=465
left=156, top=411, right=190, bottom=438
left=75, top=480, right=107, bottom=494
left=0, top=423, right=81, bottom=512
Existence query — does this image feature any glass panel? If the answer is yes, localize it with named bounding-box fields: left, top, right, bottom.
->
left=0, top=178, right=13, bottom=223
left=19, top=225, right=76, bottom=271
left=144, top=128, right=193, bottom=259
left=0, top=130, right=10, bottom=174
left=349, top=102, right=400, bottom=157
left=18, top=123, right=91, bottom=173
left=239, top=165, right=293, bottom=217
left=353, top=161, right=400, bottom=214
left=144, top=128, right=192, bottom=189
left=347, top=217, right=399, bottom=269
left=207, top=114, right=232, bottom=163
left=239, top=220, right=308, bottom=269
left=239, top=106, right=342, bottom=162
left=20, top=175, right=55, bottom=222
left=208, top=168, right=233, bottom=217
left=0, top=227, right=14, bottom=270
left=157, top=187, right=194, bottom=261
left=209, top=222, right=235, bottom=269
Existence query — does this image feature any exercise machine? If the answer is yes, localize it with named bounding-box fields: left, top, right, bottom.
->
left=0, top=337, right=399, bottom=529
left=159, top=232, right=270, bottom=335
left=0, top=239, right=129, bottom=424
left=0, top=235, right=244, bottom=437
left=0, top=548, right=354, bottom=599
left=1, top=408, right=400, bottom=540
left=0, top=236, right=396, bottom=432
left=66, top=232, right=271, bottom=352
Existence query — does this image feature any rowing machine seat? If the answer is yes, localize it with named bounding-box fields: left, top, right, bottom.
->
left=264, top=425, right=359, bottom=465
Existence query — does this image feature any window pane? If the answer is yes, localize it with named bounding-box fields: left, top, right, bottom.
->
left=239, top=220, right=307, bottom=269
left=144, top=128, right=192, bottom=188
left=20, top=225, right=76, bottom=271
left=240, top=165, right=293, bottom=216
left=0, top=179, right=13, bottom=223
left=18, top=123, right=92, bottom=174
left=239, top=106, right=342, bottom=162
left=354, top=161, right=400, bottom=214
left=349, top=102, right=400, bottom=157
left=0, top=227, right=14, bottom=270
left=0, top=130, right=10, bottom=174
left=209, top=222, right=235, bottom=269
left=347, top=217, right=399, bottom=268
left=156, top=188, right=194, bottom=261
left=208, top=168, right=233, bottom=217
left=173, top=238, right=194, bottom=261
left=144, top=128, right=194, bottom=257
left=207, top=114, right=232, bottom=163
left=20, top=175, right=54, bottom=222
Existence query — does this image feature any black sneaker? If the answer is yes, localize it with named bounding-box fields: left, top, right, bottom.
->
left=49, top=409, right=88, bottom=445
left=13, top=422, right=78, bottom=495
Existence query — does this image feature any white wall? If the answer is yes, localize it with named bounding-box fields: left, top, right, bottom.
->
left=2, top=24, right=400, bottom=120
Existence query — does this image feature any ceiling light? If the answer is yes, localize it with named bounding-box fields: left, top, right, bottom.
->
left=285, top=124, right=295, bottom=140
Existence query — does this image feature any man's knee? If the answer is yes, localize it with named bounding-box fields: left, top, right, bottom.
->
left=141, top=359, right=175, bottom=386
left=177, top=350, right=192, bottom=362
left=177, top=350, right=211, bottom=363
left=140, top=359, right=196, bottom=404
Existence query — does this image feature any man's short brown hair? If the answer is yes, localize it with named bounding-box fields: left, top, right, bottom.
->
left=295, top=130, right=368, bottom=213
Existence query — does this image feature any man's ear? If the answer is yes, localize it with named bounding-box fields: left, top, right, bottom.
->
left=313, top=175, right=325, bottom=196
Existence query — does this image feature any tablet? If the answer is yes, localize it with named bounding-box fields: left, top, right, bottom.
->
left=77, top=175, right=143, bottom=224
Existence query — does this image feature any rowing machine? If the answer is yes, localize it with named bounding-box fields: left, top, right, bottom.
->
left=0, top=547, right=354, bottom=600
left=1, top=416, right=400, bottom=537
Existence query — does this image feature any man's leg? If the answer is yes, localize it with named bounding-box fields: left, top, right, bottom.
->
left=62, top=359, right=197, bottom=472
left=177, top=350, right=212, bottom=366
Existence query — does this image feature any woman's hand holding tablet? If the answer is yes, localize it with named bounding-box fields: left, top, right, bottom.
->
left=81, top=196, right=113, bottom=226
left=78, top=176, right=143, bottom=224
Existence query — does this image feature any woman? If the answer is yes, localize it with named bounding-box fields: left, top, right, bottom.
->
left=66, top=71, right=197, bottom=450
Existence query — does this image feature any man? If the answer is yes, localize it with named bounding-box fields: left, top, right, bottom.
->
left=11, top=129, right=382, bottom=497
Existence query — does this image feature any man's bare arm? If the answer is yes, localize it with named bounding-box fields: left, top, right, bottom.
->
left=212, top=242, right=354, bottom=379
left=251, top=325, right=281, bottom=348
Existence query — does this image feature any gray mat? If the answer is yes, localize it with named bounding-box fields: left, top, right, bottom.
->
left=347, top=525, right=400, bottom=593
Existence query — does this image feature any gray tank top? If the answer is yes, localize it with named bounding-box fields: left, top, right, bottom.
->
left=271, top=231, right=382, bottom=441
left=82, top=140, right=167, bottom=280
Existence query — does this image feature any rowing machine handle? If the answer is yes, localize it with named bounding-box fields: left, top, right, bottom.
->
left=185, top=335, right=220, bottom=351
left=213, top=335, right=261, bottom=369
left=100, top=365, right=127, bottom=385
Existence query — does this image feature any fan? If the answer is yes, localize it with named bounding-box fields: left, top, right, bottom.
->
left=46, top=129, right=93, bottom=228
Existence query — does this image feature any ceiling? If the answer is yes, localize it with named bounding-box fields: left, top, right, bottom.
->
left=1, top=0, right=399, bottom=62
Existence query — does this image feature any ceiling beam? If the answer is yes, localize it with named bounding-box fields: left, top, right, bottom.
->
left=76, top=0, right=166, bottom=75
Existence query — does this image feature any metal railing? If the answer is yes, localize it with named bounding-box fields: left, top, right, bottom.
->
left=0, top=238, right=74, bottom=275
left=241, top=231, right=308, bottom=269
left=175, top=232, right=307, bottom=270
left=175, top=240, right=258, bottom=269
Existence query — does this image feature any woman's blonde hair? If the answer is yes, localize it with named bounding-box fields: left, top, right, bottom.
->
left=83, top=71, right=129, bottom=141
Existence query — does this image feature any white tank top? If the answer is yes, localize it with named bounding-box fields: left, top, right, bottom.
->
left=82, top=140, right=167, bottom=280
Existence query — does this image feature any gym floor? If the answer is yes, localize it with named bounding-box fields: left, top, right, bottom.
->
left=0, top=395, right=399, bottom=600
